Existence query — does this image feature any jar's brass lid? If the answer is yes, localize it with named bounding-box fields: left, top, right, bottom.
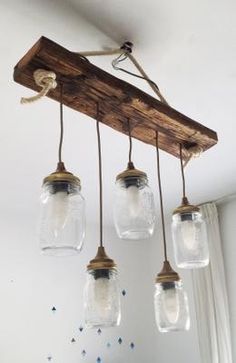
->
left=173, top=197, right=200, bottom=215
left=116, top=161, right=147, bottom=181
left=87, top=246, right=117, bottom=271
left=43, top=162, right=81, bottom=187
left=156, top=261, right=180, bottom=283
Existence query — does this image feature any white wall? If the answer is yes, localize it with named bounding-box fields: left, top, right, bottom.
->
left=218, top=196, right=236, bottom=362
left=0, top=211, right=151, bottom=363
left=0, top=211, right=200, bottom=363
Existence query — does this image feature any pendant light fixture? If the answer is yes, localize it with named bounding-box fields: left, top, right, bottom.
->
left=16, top=38, right=218, bottom=335
left=171, top=144, right=209, bottom=269
left=113, top=119, right=156, bottom=240
left=39, top=85, right=85, bottom=256
left=154, top=132, right=190, bottom=332
left=84, top=111, right=121, bottom=328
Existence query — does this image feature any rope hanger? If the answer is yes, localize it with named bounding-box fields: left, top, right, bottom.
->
left=20, top=41, right=203, bottom=165
left=21, top=69, right=57, bottom=104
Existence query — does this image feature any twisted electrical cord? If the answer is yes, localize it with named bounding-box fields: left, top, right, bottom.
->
left=58, top=84, right=64, bottom=164
left=112, top=52, right=169, bottom=105
left=127, top=119, right=133, bottom=165
left=96, top=105, right=104, bottom=247
left=156, top=131, right=168, bottom=262
left=112, top=53, right=162, bottom=95
left=179, top=143, right=186, bottom=199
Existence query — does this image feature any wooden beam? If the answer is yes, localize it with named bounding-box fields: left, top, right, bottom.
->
left=13, top=36, right=218, bottom=158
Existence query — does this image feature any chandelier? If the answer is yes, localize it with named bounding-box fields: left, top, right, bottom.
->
left=14, top=37, right=217, bottom=332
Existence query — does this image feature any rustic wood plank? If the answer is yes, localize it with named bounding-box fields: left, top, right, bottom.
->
left=13, top=36, right=218, bottom=158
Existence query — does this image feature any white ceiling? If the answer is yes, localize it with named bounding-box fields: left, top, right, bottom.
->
left=1, top=0, right=236, bottom=226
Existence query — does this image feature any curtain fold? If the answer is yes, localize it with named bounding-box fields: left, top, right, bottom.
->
left=191, top=202, right=232, bottom=363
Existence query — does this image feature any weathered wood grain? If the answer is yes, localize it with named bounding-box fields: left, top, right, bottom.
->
left=13, top=36, right=218, bottom=158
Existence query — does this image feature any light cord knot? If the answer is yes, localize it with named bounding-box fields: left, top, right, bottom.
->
left=21, top=69, right=57, bottom=104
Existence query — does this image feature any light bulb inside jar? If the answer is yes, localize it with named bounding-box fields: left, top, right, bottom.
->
left=125, top=179, right=141, bottom=218
left=93, top=269, right=111, bottom=313
left=84, top=247, right=121, bottom=328
left=39, top=164, right=85, bottom=256
left=172, top=200, right=209, bottom=269
left=49, top=187, right=69, bottom=236
left=161, top=282, right=180, bottom=324
left=113, top=164, right=155, bottom=240
left=154, top=261, right=190, bottom=332
left=179, top=213, right=199, bottom=252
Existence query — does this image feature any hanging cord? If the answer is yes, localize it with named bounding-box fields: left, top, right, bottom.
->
left=21, top=69, right=57, bottom=104
left=127, top=119, right=133, bottom=165
left=156, top=131, right=168, bottom=262
left=96, top=105, right=103, bottom=247
left=78, top=42, right=168, bottom=104
left=112, top=51, right=169, bottom=105
left=179, top=143, right=186, bottom=199
left=58, top=84, right=64, bottom=164
left=79, top=43, right=203, bottom=163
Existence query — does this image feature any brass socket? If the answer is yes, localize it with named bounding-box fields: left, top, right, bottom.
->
left=87, top=246, right=117, bottom=271
left=116, top=161, right=147, bottom=181
left=173, top=197, right=200, bottom=215
left=156, top=261, right=180, bottom=283
left=43, top=162, right=81, bottom=187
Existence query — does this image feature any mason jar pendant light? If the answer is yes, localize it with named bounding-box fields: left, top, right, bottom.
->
left=113, top=119, right=156, bottom=240
left=154, top=132, right=190, bottom=332
left=39, top=85, right=85, bottom=256
left=84, top=113, right=121, bottom=328
left=171, top=144, right=209, bottom=269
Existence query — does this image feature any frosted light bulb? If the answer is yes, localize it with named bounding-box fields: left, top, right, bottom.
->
left=39, top=178, right=85, bottom=256
left=126, top=185, right=141, bottom=217
left=162, top=286, right=180, bottom=324
left=154, top=262, right=190, bottom=332
left=84, top=257, right=121, bottom=328
left=180, top=219, right=198, bottom=252
left=50, top=191, right=69, bottom=236
left=94, top=277, right=111, bottom=313
left=113, top=168, right=156, bottom=240
left=172, top=209, right=209, bottom=268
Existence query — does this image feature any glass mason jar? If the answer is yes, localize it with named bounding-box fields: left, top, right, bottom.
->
left=113, top=164, right=156, bottom=240
left=39, top=165, right=85, bottom=256
left=172, top=201, right=209, bottom=269
left=84, top=268, right=121, bottom=328
left=154, top=280, right=190, bottom=333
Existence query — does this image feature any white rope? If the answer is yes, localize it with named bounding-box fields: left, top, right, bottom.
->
left=79, top=45, right=203, bottom=165
left=184, top=144, right=203, bottom=167
left=80, top=43, right=168, bottom=105
left=21, top=69, right=57, bottom=104
left=78, top=48, right=121, bottom=57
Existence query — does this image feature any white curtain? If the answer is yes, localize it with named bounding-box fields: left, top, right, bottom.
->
left=191, top=202, right=232, bottom=363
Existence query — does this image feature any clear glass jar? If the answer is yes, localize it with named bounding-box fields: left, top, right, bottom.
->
left=84, top=268, right=121, bottom=328
left=172, top=211, right=209, bottom=269
left=154, top=280, right=190, bottom=332
left=113, top=174, right=155, bottom=240
left=39, top=180, right=85, bottom=256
